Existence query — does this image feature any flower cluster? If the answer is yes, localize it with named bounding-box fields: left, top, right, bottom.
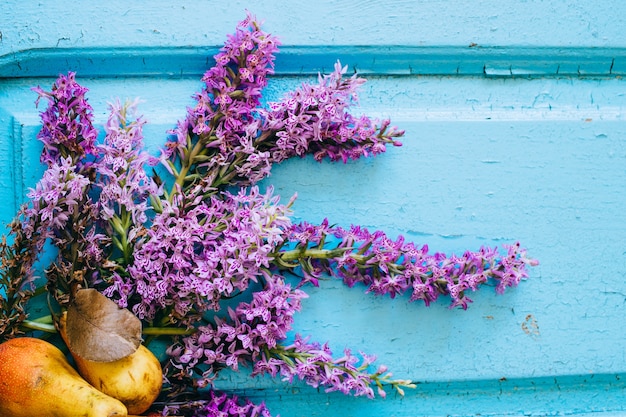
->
left=104, top=186, right=293, bottom=323
left=165, top=13, right=280, bottom=192
left=0, top=12, right=539, bottom=417
left=162, top=390, right=272, bottom=417
left=252, top=335, right=411, bottom=399
left=283, top=220, right=538, bottom=309
left=25, top=73, right=105, bottom=306
left=166, top=275, right=306, bottom=387
left=24, top=156, right=90, bottom=240
left=32, top=71, right=98, bottom=168
left=97, top=99, right=158, bottom=224
left=166, top=274, right=412, bottom=402
left=258, top=61, right=404, bottom=164
left=163, top=14, right=403, bottom=199
left=96, top=99, right=160, bottom=266
left=23, top=154, right=105, bottom=304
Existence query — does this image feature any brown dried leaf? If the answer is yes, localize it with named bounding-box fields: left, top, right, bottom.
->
left=65, top=288, right=142, bottom=362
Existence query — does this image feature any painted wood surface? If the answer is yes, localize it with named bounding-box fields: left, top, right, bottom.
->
left=2, top=1, right=626, bottom=49
left=1, top=1, right=625, bottom=416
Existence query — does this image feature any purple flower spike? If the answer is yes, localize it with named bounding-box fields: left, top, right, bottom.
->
left=259, top=61, right=404, bottom=164
left=281, top=220, right=538, bottom=310
left=252, top=334, right=412, bottom=399
left=32, top=72, right=98, bottom=168
left=163, top=390, right=273, bottom=417
left=165, top=275, right=306, bottom=387
left=164, top=13, right=280, bottom=192
left=96, top=99, right=161, bottom=266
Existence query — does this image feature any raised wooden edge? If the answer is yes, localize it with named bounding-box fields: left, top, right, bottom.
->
left=225, top=372, right=626, bottom=416
left=1, top=45, right=625, bottom=78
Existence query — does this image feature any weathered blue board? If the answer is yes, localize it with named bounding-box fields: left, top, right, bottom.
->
left=1, top=1, right=625, bottom=416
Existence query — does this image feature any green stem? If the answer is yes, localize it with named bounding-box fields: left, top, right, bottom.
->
left=141, top=326, right=195, bottom=336
left=20, top=318, right=194, bottom=337
left=168, top=136, right=206, bottom=203
left=30, top=314, right=54, bottom=324
left=20, top=320, right=56, bottom=333
left=278, top=247, right=351, bottom=262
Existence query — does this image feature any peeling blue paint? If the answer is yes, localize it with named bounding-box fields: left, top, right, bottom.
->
left=1, top=1, right=626, bottom=416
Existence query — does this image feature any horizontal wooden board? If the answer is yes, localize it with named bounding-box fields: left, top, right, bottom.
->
left=1, top=45, right=624, bottom=77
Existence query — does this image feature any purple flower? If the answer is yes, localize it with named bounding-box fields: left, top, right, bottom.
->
left=280, top=220, right=538, bottom=309
left=165, top=275, right=306, bottom=387
left=164, top=13, right=280, bottom=192
left=162, top=390, right=273, bottom=417
left=21, top=153, right=107, bottom=303
left=24, top=73, right=109, bottom=301
left=95, top=99, right=160, bottom=266
left=258, top=61, right=404, bottom=164
left=251, top=334, right=412, bottom=399
left=25, top=156, right=91, bottom=239
left=164, top=273, right=411, bottom=401
left=105, top=186, right=293, bottom=323
left=32, top=72, right=98, bottom=168
left=98, top=99, right=158, bottom=216
left=161, top=14, right=404, bottom=200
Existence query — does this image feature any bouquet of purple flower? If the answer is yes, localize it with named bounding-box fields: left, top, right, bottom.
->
left=0, top=13, right=537, bottom=417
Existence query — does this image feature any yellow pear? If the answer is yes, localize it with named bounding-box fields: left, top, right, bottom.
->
left=59, top=312, right=163, bottom=415
left=0, top=337, right=128, bottom=417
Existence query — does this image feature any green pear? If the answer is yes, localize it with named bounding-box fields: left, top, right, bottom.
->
left=0, top=337, right=128, bottom=417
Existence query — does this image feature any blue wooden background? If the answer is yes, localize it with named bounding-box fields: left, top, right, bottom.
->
left=1, top=1, right=626, bottom=416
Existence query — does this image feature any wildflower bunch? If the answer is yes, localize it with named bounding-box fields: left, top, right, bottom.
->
left=0, top=12, right=538, bottom=417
